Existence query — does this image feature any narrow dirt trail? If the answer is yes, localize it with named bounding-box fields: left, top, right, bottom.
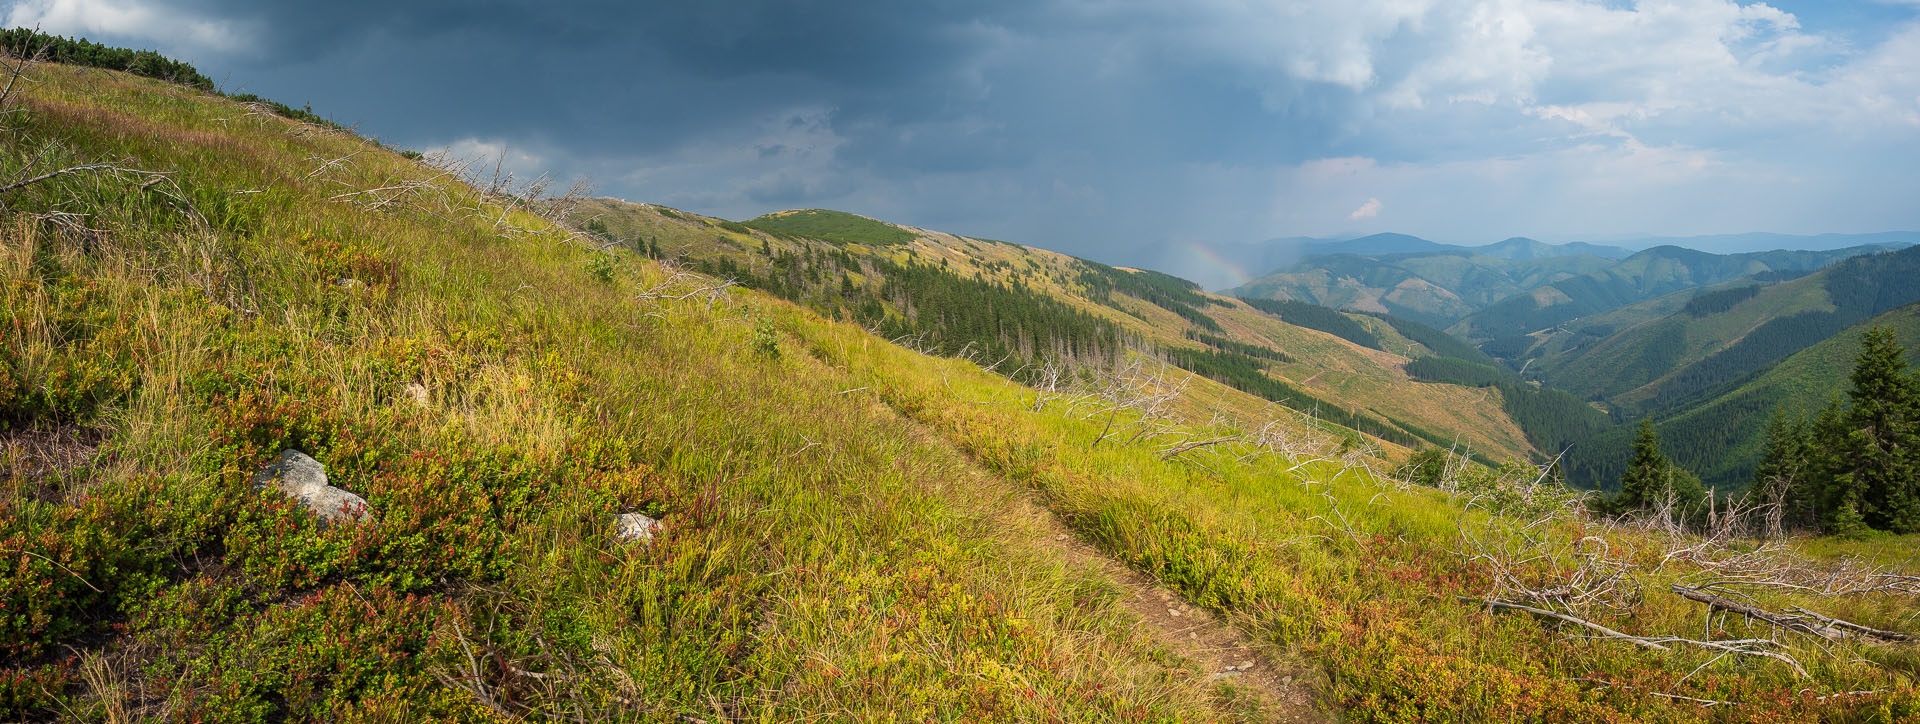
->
left=877, top=398, right=1329, bottom=723
left=1024, top=506, right=1326, bottom=723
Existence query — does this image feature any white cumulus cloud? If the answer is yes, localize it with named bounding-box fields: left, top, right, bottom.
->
left=1348, top=197, right=1384, bottom=219
left=4, top=0, right=255, bottom=55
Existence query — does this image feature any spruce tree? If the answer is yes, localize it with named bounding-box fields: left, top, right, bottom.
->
left=1610, top=419, right=1709, bottom=525
left=1835, top=327, right=1920, bottom=532
left=1752, top=411, right=1815, bottom=531
left=1807, top=401, right=1867, bottom=535
left=1617, top=419, right=1672, bottom=512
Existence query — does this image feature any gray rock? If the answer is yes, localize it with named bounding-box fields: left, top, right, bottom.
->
left=402, top=382, right=430, bottom=406
left=613, top=512, right=661, bottom=543
left=253, top=450, right=372, bottom=527
left=1208, top=670, right=1244, bottom=682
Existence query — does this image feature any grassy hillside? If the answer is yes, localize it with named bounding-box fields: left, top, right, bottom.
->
left=738, top=208, right=919, bottom=247
left=2, top=63, right=1282, bottom=721
left=573, top=196, right=1539, bottom=463
left=10, top=56, right=1920, bottom=724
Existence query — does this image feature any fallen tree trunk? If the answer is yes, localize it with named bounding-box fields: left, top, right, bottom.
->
left=1787, top=606, right=1918, bottom=644
left=1458, top=596, right=1671, bottom=651
left=1672, top=585, right=1916, bottom=644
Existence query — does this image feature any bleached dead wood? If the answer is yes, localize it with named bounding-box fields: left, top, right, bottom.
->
left=1672, top=584, right=1916, bottom=644
left=0, top=163, right=167, bottom=195
left=1462, top=597, right=1670, bottom=651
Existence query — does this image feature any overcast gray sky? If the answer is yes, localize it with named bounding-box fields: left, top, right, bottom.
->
left=8, top=0, right=1920, bottom=263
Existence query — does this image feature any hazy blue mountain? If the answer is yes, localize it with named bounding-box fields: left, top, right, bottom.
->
left=1132, top=232, right=1631, bottom=292
left=1450, top=244, right=1902, bottom=344
left=1476, top=237, right=1635, bottom=261
left=1583, top=231, right=1918, bottom=255
left=1226, top=248, right=1619, bottom=327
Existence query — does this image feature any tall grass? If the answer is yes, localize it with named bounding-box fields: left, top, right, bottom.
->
left=0, top=65, right=1255, bottom=722
left=3, top=62, right=1918, bottom=724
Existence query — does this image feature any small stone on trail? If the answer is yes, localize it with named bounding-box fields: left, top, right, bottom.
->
left=1239, top=660, right=1254, bottom=669
left=252, top=450, right=372, bottom=528
left=614, top=512, right=662, bottom=543
left=1054, top=533, right=1068, bottom=541
left=1281, top=675, right=1294, bottom=686
left=1208, top=671, right=1243, bottom=681
left=1167, top=608, right=1180, bottom=617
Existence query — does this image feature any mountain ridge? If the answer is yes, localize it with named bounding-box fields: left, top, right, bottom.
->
left=573, top=198, right=1541, bottom=463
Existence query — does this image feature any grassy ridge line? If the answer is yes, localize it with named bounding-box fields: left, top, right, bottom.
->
left=578, top=196, right=1539, bottom=461
left=0, top=63, right=1258, bottom=721
left=740, top=208, right=918, bottom=247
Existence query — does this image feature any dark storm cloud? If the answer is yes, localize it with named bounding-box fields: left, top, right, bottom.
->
left=7, top=0, right=1920, bottom=268
left=172, top=1, right=1034, bottom=151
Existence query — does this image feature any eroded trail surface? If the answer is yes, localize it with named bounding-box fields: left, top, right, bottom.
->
left=881, top=399, right=1330, bottom=723
left=1029, top=511, right=1327, bottom=723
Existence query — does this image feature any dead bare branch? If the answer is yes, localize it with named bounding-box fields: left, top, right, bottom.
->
left=0, top=163, right=168, bottom=195
left=1462, top=597, right=1670, bottom=651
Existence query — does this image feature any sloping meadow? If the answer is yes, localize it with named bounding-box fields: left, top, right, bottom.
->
left=0, top=64, right=1250, bottom=721
left=3, top=62, right=1920, bottom=723
left=793, top=309, right=1920, bottom=722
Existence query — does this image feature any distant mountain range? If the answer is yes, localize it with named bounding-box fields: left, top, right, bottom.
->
left=1221, top=235, right=1920, bottom=492
left=1134, top=231, right=1918, bottom=293
left=1134, top=233, right=1634, bottom=292
left=1226, top=241, right=1907, bottom=330
left=1570, top=231, right=1920, bottom=255
left=1251, top=232, right=1638, bottom=261
left=1446, top=245, right=1901, bottom=343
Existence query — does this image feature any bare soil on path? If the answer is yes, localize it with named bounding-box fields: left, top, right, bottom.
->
left=876, top=395, right=1331, bottom=723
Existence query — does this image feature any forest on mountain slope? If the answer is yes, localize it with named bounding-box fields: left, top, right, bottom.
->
left=1502, top=248, right=1920, bottom=490
left=571, top=197, right=1539, bottom=461
left=1227, top=240, right=1899, bottom=336
left=1449, top=245, right=1900, bottom=344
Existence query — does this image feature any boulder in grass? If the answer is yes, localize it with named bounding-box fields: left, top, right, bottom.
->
left=613, top=512, right=661, bottom=543
left=252, top=449, right=372, bottom=528
left=402, top=382, right=430, bottom=406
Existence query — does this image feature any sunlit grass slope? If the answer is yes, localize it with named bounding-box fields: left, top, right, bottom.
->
left=574, top=197, right=1536, bottom=462
left=6, top=62, right=1920, bottom=724
left=0, top=63, right=1277, bottom=722
left=786, top=287, right=1920, bottom=723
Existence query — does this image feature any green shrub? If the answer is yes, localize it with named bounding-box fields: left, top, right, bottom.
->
left=587, top=253, right=618, bottom=283
left=750, top=319, right=781, bottom=358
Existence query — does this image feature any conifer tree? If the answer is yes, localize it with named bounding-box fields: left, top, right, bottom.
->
left=1617, top=419, right=1672, bottom=512
left=1752, top=411, right=1815, bottom=531
left=1833, top=327, right=1920, bottom=533
left=1806, top=401, right=1865, bottom=535
left=1612, top=419, right=1706, bottom=524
